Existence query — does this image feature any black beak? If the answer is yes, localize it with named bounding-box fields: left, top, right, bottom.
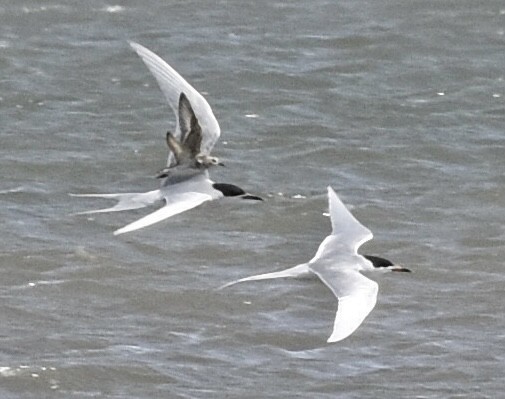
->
left=241, top=194, right=263, bottom=201
left=156, top=168, right=170, bottom=179
left=391, top=266, right=411, bottom=272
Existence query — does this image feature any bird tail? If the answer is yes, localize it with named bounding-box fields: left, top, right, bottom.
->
left=218, top=263, right=310, bottom=290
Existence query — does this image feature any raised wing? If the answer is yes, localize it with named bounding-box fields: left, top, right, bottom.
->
left=114, top=191, right=213, bottom=235
left=326, top=186, right=373, bottom=254
left=310, top=266, right=378, bottom=343
left=129, top=42, right=220, bottom=166
left=178, top=92, right=203, bottom=155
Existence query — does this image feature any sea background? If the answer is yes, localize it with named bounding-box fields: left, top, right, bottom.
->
left=1, top=1, right=504, bottom=398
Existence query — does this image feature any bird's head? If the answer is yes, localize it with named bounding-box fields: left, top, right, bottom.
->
left=363, top=255, right=411, bottom=272
left=196, top=154, right=224, bottom=168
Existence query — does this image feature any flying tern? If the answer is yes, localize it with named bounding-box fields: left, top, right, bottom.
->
left=72, top=42, right=261, bottom=235
left=221, top=186, right=410, bottom=343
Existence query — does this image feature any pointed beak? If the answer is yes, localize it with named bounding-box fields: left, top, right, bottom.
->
left=218, top=162, right=226, bottom=167
left=156, top=168, right=169, bottom=179
left=391, top=265, right=411, bottom=272
left=241, top=194, right=263, bottom=201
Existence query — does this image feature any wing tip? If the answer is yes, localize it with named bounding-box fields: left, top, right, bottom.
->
left=128, top=41, right=151, bottom=58
left=128, top=40, right=141, bottom=50
left=113, top=224, right=137, bottom=235
left=326, top=330, right=352, bottom=343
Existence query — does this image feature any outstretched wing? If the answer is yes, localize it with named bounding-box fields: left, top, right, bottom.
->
left=129, top=42, right=220, bottom=166
left=114, top=191, right=213, bottom=235
left=310, top=266, right=378, bottom=343
left=309, top=187, right=378, bottom=342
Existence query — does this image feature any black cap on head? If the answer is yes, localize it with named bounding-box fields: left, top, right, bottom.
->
left=363, top=255, right=394, bottom=268
left=212, top=183, right=263, bottom=201
left=364, top=255, right=411, bottom=272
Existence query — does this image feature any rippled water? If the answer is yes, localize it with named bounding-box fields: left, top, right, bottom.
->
left=1, top=1, right=504, bottom=398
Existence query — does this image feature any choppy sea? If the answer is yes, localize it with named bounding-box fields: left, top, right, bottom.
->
left=1, top=1, right=504, bottom=397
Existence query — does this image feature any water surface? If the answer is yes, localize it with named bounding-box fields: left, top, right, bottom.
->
left=1, top=1, right=504, bottom=398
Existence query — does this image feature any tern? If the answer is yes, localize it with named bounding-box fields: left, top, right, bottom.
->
left=221, top=186, right=410, bottom=343
left=157, top=92, right=224, bottom=178
left=71, top=42, right=261, bottom=235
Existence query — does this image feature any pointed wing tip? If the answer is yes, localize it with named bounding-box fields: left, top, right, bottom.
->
left=326, top=331, right=352, bottom=343
left=128, top=41, right=149, bottom=57
left=326, top=185, right=340, bottom=205
left=114, top=222, right=140, bottom=235
left=326, top=320, right=362, bottom=343
left=113, top=225, right=138, bottom=235
left=128, top=41, right=141, bottom=50
left=326, top=186, right=342, bottom=213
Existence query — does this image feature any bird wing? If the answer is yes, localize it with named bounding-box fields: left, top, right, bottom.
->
left=308, top=187, right=378, bottom=342
left=114, top=191, right=212, bottom=235
left=309, top=265, right=378, bottom=343
left=324, top=186, right=373, bottom=255
left=129, top=42, right=220, bottom=166
left=219, top=186, right=379, bottom=343
left=178, top=92, right=203, bottom=156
